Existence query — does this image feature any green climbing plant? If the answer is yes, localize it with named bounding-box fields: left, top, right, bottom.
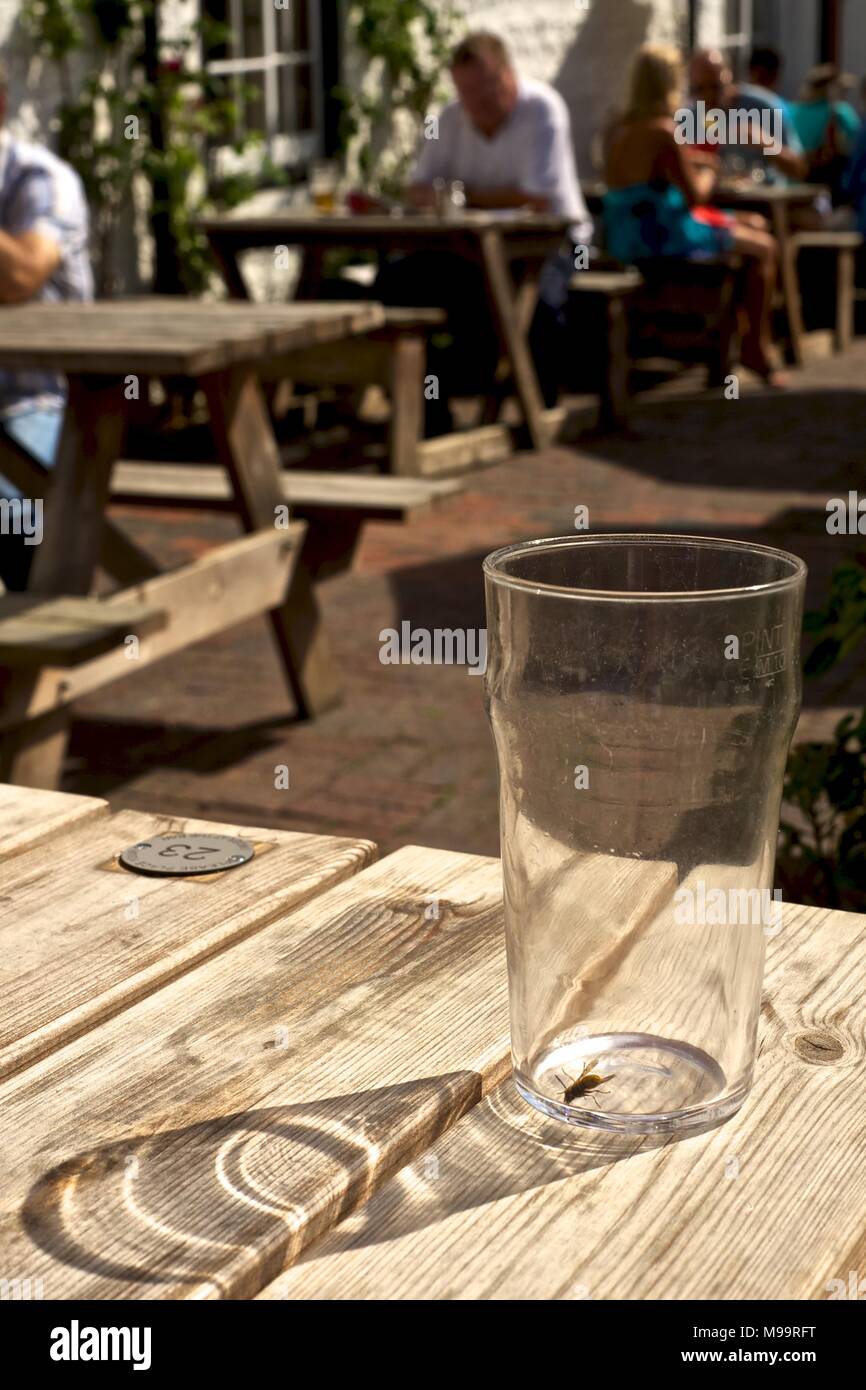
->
left=336, top=0, right=462, bottom=197
left=778, top=552, right=866, bottom=911
left=20, top=0, right=277, bottom=294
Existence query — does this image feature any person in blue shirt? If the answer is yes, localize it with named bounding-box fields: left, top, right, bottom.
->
left=0, top=59, right=93, bottom=590
left=742, top=46, right=802, bottom=161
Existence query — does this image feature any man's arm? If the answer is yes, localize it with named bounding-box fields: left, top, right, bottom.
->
left=464, top=186, right=549, bottom=210
left=0, top=228, right=61, bottom=303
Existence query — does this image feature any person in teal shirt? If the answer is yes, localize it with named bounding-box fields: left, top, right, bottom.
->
left=792, top=64, right=861, bottom=201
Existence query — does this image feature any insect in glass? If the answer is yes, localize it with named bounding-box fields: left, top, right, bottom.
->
left=556, top=1059, right=615, bottom=1106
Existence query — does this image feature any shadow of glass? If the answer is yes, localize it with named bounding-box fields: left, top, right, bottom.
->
left=20, top=1072, right=481, bottom=1297
left=291, top=1077, right=728, bottom=1262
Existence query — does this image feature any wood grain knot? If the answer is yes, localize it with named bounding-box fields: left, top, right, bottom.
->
left=793, top=1031, right=845, bottom=1064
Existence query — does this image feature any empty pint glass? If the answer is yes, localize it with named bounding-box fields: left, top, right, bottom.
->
left=483, top=535, right=806, bottom=1133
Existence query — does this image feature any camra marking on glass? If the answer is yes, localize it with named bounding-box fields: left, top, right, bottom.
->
left=735, top=624, right=787, bottom=678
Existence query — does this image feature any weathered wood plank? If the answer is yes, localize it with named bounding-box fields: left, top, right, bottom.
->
left=0, top=847, right=506, bottom=1297
left=0, top=807, right=375, bottom=1083
left=111, top=463, right=463, bottom=518
left=199, top=211, right=569, bottom=240
left=0, top=527, right=304, bottom=731
left=258, top=900, right=866, bottom=1302
left=0, top=596, right=166, bottom=667
left=0, top=783, right=108, bottom=861
left=0, top=301, right=385, bottom=375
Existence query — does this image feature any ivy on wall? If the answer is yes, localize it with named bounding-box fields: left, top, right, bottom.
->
left=337, top=0, right=462, bottom=196
left=778, top=554, right=866, bottom=911
left=20, top=0, right=271, bottom=294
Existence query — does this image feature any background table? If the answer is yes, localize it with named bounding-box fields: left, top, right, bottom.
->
left=0, top=299, right=384, bottom=785
left=714, top=182, right=829, bottom=365
left=199, top=210, right=572, bottom=450
left=1, top=783, right=862, bottom=1300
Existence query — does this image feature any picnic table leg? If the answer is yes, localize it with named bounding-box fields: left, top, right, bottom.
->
left=0, top=376, right=127, bottom=788
left=836, top=245, right=855, bottom=353
left=295, top=246, right=327, bottom=301
left=209, top=237, right=250, bottom=301
left=599, top=293, right=631, bottom=430
left=772, top=205, right=805, bottom=367
left=201, top=366, right=342, bottom=718
left=479, top=269, right=543, bottom=428
left=388, top=333, right=425, bottom=476
left=474, top=228, right=549, bottom=450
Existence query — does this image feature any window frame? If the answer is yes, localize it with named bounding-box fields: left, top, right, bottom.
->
left=204, top=0, right=326, bottom=170
left=719, top=0, right=756, bottom=77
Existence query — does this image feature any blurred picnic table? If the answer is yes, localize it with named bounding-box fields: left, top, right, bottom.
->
left=0, top=298, right=386, bottom=786
left=199, top=208, right=572, bottom=451
left=2, top=782, right=863, bottom=1300
left=712, top=181, right=831, bottom=364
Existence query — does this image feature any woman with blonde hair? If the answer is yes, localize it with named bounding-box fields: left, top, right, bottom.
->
left=604, top=44, right=784, bottom=384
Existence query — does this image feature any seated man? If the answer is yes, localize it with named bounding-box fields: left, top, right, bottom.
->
left=690, top=48, right=807, bottom=184
left=378, top=30, right=592, bottom=421
left=0, top=59, right=94, bottom=591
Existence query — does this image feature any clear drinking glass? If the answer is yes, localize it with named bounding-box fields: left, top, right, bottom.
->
left=483, top=534, right=806, bottom=1134
left=310, top=160, right=339, bottom=213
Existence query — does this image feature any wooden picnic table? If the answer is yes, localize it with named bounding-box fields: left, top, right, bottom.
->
left=1, top=781, right=862, bottom=1301
left=714, top=181, right=829, bottom=366
left=0, top=298, right=385, bottom=787
left=198, top=209, right=573, bottom=451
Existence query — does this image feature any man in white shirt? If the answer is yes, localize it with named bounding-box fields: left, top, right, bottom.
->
left=410, top=32, right=592, bottom=239
left=377, top=32, right=591, bottom=424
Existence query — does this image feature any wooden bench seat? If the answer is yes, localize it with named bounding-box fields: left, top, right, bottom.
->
left=111, top=462, right=462, bottom=522
left=570, top=256, right=742, bottom=428
left=570, top=269, right=644, bottom=428
left=0, top=595, right=166, bottom=668
left=111, top=463, right=465, bottom=581
left=789, top=229, right=864, bottom=352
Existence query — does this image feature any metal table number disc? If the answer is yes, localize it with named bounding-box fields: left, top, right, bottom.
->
left=119, top=834, right=255, bottom=877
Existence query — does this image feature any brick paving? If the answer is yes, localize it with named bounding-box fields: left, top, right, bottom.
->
left=67, top=346, right=866, bottom=859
